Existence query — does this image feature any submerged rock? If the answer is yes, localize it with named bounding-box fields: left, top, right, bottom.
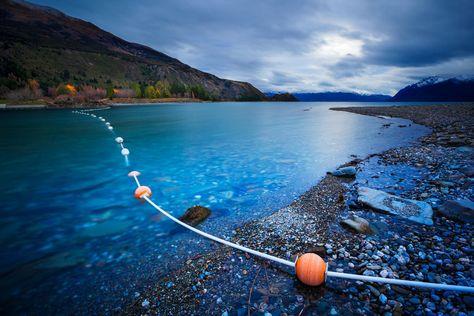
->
left=179, top=205, right=211, bottom=226
left=437, top=199, right=474, bottom=223
left=357, top=187, right=433, bottom=225
left=341, top=215, right=372, bottom=234
left=329, top=166, right=356, bottom=177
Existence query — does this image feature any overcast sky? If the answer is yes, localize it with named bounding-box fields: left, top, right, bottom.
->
left=32, top=0, right=474, bottom=95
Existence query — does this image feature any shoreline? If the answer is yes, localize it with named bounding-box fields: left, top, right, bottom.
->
left=1, top=100, right=470, bottom=111
left=128, top=104, right=473, bottom=314
left=0, top=97, right=204, bottom=110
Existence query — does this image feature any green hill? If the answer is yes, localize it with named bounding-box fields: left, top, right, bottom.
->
left=0, top=0, right=265, bottom=102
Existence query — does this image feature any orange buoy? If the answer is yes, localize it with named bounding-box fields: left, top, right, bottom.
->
left=295, top=253, right=327, bottom=286
left=134, top=186, right=152, bottom=199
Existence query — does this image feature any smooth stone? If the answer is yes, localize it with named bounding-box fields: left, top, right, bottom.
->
left=459, top=165, right=474, bottom=177
left=455, top=146, right=473, bottom=154
left=329, top=166, right=357, bottom=177
left=340, top=215, right=372, bottom=234
left=436, top=199, right=474, bottom=223
left=357, top=187, right=433, bottom=225
left=179, top=205, right=211, bottom=226
left=367, top=285, right=380, bottom=296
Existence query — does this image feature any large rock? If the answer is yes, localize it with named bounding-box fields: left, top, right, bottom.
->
left=357, top=187, right=433, bottom=225
left=437, top=199, right=474, bottom=223
left=341, top=215, right=372, bottom=234
left=329, top=166, right=357, bottom=177
left=179, top=205, right=211, bottom=226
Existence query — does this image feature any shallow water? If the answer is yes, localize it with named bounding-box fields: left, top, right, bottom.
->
left=0, top=102, right=430, bottom=313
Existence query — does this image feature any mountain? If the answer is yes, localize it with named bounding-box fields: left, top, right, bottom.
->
left=392, top=76, right=474, bottom=101
left=291, top=92, right=391, bottom=102
left=265, top=92, right=298, bottom=101
left=0, top=0, right=265, bottom=101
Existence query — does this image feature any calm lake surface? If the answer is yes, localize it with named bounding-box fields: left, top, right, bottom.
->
left=0, top=102, right=430, bottom=313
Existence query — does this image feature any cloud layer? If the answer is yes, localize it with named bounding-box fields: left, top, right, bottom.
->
left=32, top=0, right=474, bottom=95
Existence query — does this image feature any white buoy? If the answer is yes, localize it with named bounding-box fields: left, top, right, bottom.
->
left=128, top=170, right=141, bottom=186
left=121, top=148, right=130, bottom=156
left=115, top=137, right=124, bottom=144
left=128, top=171, right=141, bottom=177
left=100, top=118, right=105, bottom=122
left=108, top=126, right=114, bottom=130
left=105, top=122, right=111, bottom=126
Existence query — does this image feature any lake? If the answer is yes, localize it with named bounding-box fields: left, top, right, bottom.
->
left=0, top=102, right=430, bottom=313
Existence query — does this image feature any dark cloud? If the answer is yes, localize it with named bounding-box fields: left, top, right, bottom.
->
left=30, top=0, right=474, bottom=94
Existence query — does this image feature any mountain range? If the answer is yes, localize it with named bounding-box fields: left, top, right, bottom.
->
left=391, top=76, right=474, bottom=101
left=269, top=76, right=474, bottom=102
left=0, top=0, right=265, bottom=101
left=290, top=92, right=391, bottom=102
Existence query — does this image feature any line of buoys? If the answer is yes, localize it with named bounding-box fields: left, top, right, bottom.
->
left=72, top=110, right=474, bottom=293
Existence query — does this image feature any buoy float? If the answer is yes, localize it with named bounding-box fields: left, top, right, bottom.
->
left=115, top=137, right=124, bottom=144
left=295, top=253, right=327, bottom=286
left=134, top=186, right=152, bottom=199
left=128, top=171, right=141, bottom=177
left=108, top=126, right=114, bottom=130
left=121, top=148, right=130, bottom=156
left=105, top=122, right=111, bottom=126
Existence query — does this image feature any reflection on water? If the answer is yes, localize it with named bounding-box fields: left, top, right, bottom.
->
left=0, top=102, right=429, bottom=313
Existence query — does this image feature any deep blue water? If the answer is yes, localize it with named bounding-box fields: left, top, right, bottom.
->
left=0, top=102, right=430, bottom=313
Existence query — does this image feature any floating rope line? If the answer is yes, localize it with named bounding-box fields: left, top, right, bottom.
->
left=72, top=110, right=474, bottom=293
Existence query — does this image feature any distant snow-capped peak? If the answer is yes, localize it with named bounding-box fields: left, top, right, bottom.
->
left=413, top=75, right=474, bottom=88
left=413, top=76, right=447, bottom=87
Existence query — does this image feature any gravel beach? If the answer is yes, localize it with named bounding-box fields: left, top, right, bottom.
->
left=130, top=104, right=473, bottom=315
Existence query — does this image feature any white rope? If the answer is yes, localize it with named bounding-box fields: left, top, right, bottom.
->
left=73, top=110, right=474, bottom=293
left=327, top=271, right=474, bottom=293
left=142, top=196, right=295, bottom=268
left=132, top=175, right=141, bottom=187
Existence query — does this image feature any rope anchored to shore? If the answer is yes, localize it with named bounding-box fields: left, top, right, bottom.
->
left=72, top=110, right=474, bottom=293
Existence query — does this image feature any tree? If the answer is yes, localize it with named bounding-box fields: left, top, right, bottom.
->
left=170, top=82, right=187, bottom=97
left=144, top=85, right=157, bottom=98
left=190, top=84, right=210, bottom=100
left=131, top=82, right=142, bottom=98
left=61, top=69, right=70, bottom=81
left=155, top=80, right=171, bottom=98
left=106, top=86, right=115, bottom=99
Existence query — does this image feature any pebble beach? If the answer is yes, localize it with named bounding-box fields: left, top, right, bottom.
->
left=129, top=104, right=474, bottom=315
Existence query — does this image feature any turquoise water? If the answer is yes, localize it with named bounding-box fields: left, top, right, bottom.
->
left=0, top=102, right=429, bottom=313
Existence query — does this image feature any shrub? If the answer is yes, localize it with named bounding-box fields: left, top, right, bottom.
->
left=5, top=79, right=43, bottom=100
left=47, top=86, right=58, bottom=97
left=77, top=85, right=106, bottom=101
left=114, top=88, right=135, bottom=98
left=56, top=83, right=76, bottom=96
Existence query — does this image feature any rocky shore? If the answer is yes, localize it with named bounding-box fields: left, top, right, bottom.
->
left=129, top=104, right=473, bottom=315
